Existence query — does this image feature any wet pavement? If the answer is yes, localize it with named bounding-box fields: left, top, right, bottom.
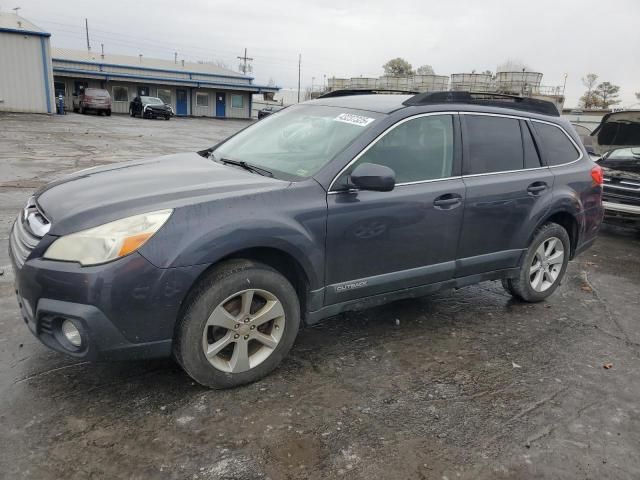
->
left=1, top=112, right=639, bottom=479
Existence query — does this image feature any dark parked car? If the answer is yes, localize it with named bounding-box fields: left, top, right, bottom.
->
left=257, top=105, right=284, bottom=119
left=597, top=147, right=640, bottom=227
left=9, top=92, right=603, bottom=389
left=72, top=88, right=112, bottom=116
left=130, top=96, right=174, bottom=119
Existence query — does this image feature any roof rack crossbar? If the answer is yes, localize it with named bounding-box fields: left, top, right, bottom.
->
left=402, top=91, right=560, bottom=116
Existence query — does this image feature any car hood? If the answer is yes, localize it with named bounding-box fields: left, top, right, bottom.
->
left=35, top=152, right=288, bottom=235
left=591, top=110, right=640, bottom=155
left=144, top=103, right=170, bottom=110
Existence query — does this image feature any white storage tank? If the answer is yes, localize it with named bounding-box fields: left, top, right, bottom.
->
left=495, top=71, right=543, bottom=95
left=350, top=77, right=378, bottom=89
left=411, top=75, right=449, bottom=92
left=450, top=73, right=493, bottom=92
left=327, top=77, right=350, bottom=91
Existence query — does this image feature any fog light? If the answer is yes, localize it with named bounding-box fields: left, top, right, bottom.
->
left=61, top=319, right=82, bottom=347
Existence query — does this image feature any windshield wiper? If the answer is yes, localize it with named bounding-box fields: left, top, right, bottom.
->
left=213, top=155, right=273, bottom=177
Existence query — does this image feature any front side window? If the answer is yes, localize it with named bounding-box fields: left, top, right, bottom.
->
left=212, top=105, right=382, bottom=180
left=463, top=115, right=524, bottom=174
left=112, top=86, right=128, bottom=102
left=532, top=122, right=580, bottom=166
left=196, top=93, right=209, bottom=107
left=340, top=114, right=454, bottom=185
left=157, top=89, right=171, bottom=105
left=231, top=94, right=244, bottom=108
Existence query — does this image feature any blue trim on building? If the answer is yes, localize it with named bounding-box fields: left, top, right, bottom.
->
left=52, top=66, right=279, bottom=92
left=0, top=27, right=50, bottom=37
left=52, top=57, right=254, bottom=81
left=39, top=37, right=52, bottom=113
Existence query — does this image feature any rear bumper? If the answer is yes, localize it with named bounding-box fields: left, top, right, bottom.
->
left=10, top=247, right=208, bottom=361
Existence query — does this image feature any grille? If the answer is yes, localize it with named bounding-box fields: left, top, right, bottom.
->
left=602, top=177, right=640, bottom=205
left=9, top=197, right=50, bottom=269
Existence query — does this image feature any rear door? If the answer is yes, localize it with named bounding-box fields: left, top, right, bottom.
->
left=325, top=113, right=465, bottom=304
left=456, top=113, right=553, bottom=277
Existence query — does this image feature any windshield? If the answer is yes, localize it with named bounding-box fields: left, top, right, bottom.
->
left=141, top=96, right=164, bottom=105
left=211, top=105, right=382, bottom=180
left=598, top=147, right=640, bottom=173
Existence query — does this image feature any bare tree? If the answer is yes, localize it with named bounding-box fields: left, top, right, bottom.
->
left=416, top=64, right=435, bottom=75
left=580, top=73, right=599, bottom=109
left=382, top=58, right=414, bottom=76
left=497, top=59, right=532, bottom=72
left=594, top=82, right=621, bottom=109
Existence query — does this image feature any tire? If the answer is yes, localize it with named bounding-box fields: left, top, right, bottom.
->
left=72, top=106, right=79, bottom=113
left=165, top=115, right=170, bottom=120
left=502, top=222, right=570, bottom=302
left=106, top=110, right=111, bottom=116
left=129, top=109, right=135, bottom=117
left=80, top=105, right=85, bottom=114
left=174, top=259, right=300, bottom=389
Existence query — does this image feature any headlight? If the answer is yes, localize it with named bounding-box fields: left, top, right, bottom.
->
left=44, top=209, right=172, bottom=266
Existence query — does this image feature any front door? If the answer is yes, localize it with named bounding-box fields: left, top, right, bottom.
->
left=216, top=93, right=226, bottom=117
left=325, top=113, right=465, bottom=304
left=456, top=114, right=554, bottom=277
left=176, top=89, right=188, bottom=115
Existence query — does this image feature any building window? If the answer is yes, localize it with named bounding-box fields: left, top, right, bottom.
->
left=113, top=86, right=129, bottom=102
left=196, top=92, right=209, bottom=107
left=231, top=94, right=244, bottom=109
left=157, top=89, right=172, bottom=105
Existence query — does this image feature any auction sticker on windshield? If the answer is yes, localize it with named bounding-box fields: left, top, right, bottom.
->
left=334, top=113, right=376, bottom=127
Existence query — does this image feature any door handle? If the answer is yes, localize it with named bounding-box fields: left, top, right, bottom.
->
left=527, top=182, right=548, bottom=195
left=433, top=193, right=462, bottom=209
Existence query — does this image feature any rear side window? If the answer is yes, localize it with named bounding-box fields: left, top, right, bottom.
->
left=532, top=122, right=580, bottom=166
left=463, top=115, right=523, bottom=174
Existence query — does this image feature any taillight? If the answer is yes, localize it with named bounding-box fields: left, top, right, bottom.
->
left=591, top=165, right=603, bottom=186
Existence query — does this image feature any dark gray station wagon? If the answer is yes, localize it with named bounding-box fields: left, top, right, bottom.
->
left=10, top=92, right=604, bottom=388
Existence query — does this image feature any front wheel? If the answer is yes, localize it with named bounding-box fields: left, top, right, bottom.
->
left=502, top=222, right=570, bottom=302
left=174, top=259, right=300, bottom=389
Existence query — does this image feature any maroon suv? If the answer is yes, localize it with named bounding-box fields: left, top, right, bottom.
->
left=72, top=88, right=112, bottom=116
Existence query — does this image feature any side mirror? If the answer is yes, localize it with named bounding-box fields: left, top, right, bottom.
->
left=350, top=162, right=396, bottom=192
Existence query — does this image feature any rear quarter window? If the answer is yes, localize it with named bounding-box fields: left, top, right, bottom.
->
left=532, top=122, right=580, bottom=166
left=463, top=115, right=524, bottom=174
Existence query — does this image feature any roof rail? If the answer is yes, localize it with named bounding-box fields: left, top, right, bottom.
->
left=318, top=89, right=418, bottom=98
left=403, top=91, right=560, bottom=117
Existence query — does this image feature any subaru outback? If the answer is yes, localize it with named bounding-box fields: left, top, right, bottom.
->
left=10, top=92, right=604, bottom=388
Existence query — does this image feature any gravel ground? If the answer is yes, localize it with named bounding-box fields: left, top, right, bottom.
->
left=1, top=112, right=639, bottom=480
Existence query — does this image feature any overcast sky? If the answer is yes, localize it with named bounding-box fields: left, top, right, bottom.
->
left=9, top=0, right=640, bottom=107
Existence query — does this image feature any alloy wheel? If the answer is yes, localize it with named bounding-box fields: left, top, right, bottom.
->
left=201, top=289, right=285, bottom=373
left=529, top=236, right=564, bottom=292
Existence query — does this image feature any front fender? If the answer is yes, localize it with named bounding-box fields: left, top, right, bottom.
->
left=138, top=182, right=328, bottom=290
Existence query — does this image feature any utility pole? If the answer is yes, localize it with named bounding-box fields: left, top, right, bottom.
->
left=174, top=52, right=178, bottom=64
left=297, top=54, right=301, bottom=103
left=100, top=43, right=104, bottom=59
left=85, top=18, right=91, bottom=53
left=237, top=48, right=253, bottom=75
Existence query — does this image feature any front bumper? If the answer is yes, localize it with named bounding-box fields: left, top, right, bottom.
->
left=143, top=107, right=173, bottom=117
left=603, top=201, right=640, bottom=225
left=10, top=245, right=207, bottom=361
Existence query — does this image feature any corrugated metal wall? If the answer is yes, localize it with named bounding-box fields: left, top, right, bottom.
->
left=0, top=32, right=54, bottom=113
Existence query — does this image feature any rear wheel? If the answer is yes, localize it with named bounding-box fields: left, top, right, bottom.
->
left=105, top=109, right=111, bottom=116
left=502, top=222, right=570, bottom=302
left=79, top=105, right=85, bottom=114
left=174, top=259, right=300, bottom=389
